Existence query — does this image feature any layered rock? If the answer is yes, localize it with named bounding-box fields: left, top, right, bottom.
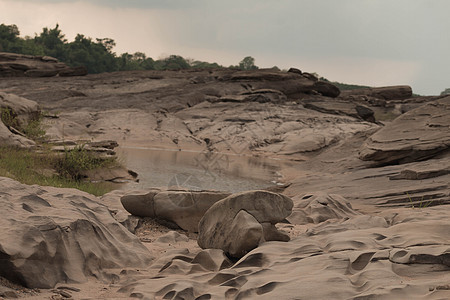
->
left=340, top=85, right=412, bottom=100
left=121, top=189, right=231, bottom=232
left=302, top=98, right=375, bottom=122
left=198, top=190, right=293, bottom=258
left=0, top=52, right=87, bottom=77
left=360, top=96, right=450, bottom=164
left=0, top=177, right=152, bottom=289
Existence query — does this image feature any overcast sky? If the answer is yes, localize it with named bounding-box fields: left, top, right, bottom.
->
left=1, top=0, right=449, bottom=95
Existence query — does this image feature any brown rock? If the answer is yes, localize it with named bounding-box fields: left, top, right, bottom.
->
left=341, top=85, right=413, bottom=100
left=360, top=97, right=450, bottom=164
left=197, top=190, right=293, bottom=258
left=121, top=190, right=231, bottom=232
left=0, top=177, right=151, bottom=289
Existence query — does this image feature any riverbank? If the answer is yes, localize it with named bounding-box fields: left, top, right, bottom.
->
left=0, top=68, right=448, bottom=299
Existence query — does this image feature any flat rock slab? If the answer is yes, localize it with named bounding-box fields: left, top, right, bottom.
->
left=0, top=177, right=152, bottom=289
left=360, top=96, right=450, bottom=164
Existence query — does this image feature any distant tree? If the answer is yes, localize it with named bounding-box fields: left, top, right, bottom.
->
left=34, top=24, right=67, bottom=60
left=440, top=88, right=450, bottom=96
left=66, top=34, right=117, bottom=73
left=154, top=55, right=189, bottom=70
left=0, top=23, right=20, bottom=52
left=0, top=23, right=227, bottom=74
left=117, top=52, right=154, bottom=71
left=238, top=56, right=258, bottom=70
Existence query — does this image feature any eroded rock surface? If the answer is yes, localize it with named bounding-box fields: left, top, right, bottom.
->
left=360, top=96, right=450, bottom=164
left=287, top=193, right=360, bottom=224
left=0, top=177, right=152, bottom=288
left=121, top=189, right=231, bottom=232
left=198, top=190, right=293, bottom=258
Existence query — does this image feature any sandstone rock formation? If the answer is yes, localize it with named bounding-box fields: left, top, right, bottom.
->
left=360, top=96, right=450, bottom=164
left=0, top=52, right=87, bottom=77
left=340, top=85, right=413, bottom=100
left=198, top=190, right=293, bottom=258
left=287, top=193, right=360, bottom=224
left=0, top=177, right=152, bottom=289
left=121, top=189, right=231, bottom=232
left=120, top=204, right=450, bottom=299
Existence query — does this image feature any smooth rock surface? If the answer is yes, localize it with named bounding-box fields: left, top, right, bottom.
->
left=121, top=190, right=231, bottom=232
left=0, top=177, right=152, bottom=289
left=198, top=190, right=293, bottom=258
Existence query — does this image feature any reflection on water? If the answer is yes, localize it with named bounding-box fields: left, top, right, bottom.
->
left=117, top=147, right=286, bottom=193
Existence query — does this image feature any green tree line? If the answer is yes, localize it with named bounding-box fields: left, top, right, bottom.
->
left=0, top=23, right=259, bottom=73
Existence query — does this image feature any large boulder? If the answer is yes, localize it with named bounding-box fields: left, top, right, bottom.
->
left=198, top=190, right=293, bottom=258
left=360, top=96, right=450, bottom=164
left=121, top=189, right=231, bottom=232
left=0, top=177, right=152, bottom=288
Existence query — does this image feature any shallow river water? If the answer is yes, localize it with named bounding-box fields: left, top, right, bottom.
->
left=117, top=147, right=289, bottom=193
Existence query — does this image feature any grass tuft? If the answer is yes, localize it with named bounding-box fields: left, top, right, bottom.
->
left=406, top=192, right=434, bottom=209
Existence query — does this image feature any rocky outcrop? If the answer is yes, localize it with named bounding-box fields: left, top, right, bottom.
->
left=0, top=92, right=39, bottom=147
left=287, top=193, right=360, bottom=224
left=0, top=92, right=40, bottom=128
left=303, top=98, right=375, bottom=122
left=121, top=189, right=231, bottom=232
left=340, top=85, right=413, bottom=100
left=222, top=69, right=340, bottom=98
left=198, top=190, right=293, bottom=258
left=0, top=52, right=87, bottom=77
left=0, top=177, right=152, bottom=289
left=360, top=96, right=450, bottom=164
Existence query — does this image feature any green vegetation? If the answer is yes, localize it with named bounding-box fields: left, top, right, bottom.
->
left=54, top=144, right=116, bottom=180
left=0, top=146, right=115, bottom=196
left=0, top=23, right=263, bottom=73
left=0, top=23, right=227, bottom=73
left=0, top=108, right=117, bottom=196
left=406, top=192, right=434, bottom=209
left=440, top=88, right=450, bottom=96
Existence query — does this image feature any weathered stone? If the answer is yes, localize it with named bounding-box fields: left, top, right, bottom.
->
left=341, top=85, right=413, bottom=100
left=121, top=190, right=231, bottom=232
left=312, top=81, right=340, bottom=98
left=0, top=177, right=152, bottom=289
left=287, top=193, right=360, bottom=225
left=0, top=92, right=41, bottom=128
left=360, top=97, right=450, bottom=164
left=58, top=66, right=88, bottom=77
left=198, top=190, right=293, bottom=258
left=0, top=52, right=85, bottom=78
